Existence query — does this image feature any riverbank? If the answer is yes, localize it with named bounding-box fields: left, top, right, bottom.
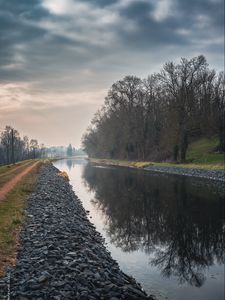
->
left=89, top=158, right=225, bottom=182
left=0, top=161, right=42, bottom=277
left=145, top=165, right=225, bottom=182
left=0, top=164, right=150, bottom=299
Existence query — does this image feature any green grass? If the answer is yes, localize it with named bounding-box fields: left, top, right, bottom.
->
left=90, top=137, right=224, bottom=171
left=0, top=160, right=33, bottom=175
left=0, top=161, right=43, bottom=277
left=0, top=160, right=39, bottom=188
left=186, top=137, right=223, bottom=164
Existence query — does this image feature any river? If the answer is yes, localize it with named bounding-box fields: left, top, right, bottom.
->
left=53, top=158, right=224, bottom=300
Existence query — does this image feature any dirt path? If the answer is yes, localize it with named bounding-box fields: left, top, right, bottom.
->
left=0, top=161, right=40, bottom=201
left=0, top=160, right=32, bottom=178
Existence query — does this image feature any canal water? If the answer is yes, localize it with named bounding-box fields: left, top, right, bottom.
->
left=53, top=159, right=224, bottom=300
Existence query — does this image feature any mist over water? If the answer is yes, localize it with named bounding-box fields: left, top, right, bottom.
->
left=54, top=159, right=224, bottom=300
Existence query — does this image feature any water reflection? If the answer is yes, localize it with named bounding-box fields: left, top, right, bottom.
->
left=82, top=163, right=224, bottom=287
left=66, top=158, right=87, bottom=170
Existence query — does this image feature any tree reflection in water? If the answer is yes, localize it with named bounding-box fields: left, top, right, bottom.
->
left=82, top=163, right=224, bottom=287
left=66, top=159, right=87, bottom=170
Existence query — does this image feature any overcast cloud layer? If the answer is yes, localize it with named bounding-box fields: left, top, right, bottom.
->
left=0, top=0, right=224, bottom=146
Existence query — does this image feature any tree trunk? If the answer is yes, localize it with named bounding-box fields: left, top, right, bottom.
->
left=6, top=147, right=9, bottom=164
left=179, top=114, right=188, bottom=163
left=173, top=144, right=179, bottom=162
left=218, top=121, right=225, bottom=152
left=11, top=129, right=15, bottom=164
left=180, top=132, right=188, bottom=162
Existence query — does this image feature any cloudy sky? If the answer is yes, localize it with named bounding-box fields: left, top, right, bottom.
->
left=0, top=0, right=224, bottom=147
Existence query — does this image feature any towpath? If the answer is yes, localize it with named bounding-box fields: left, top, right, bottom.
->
left=0, top=161, right=40, bottom=201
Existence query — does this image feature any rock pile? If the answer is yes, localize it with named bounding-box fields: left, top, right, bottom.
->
left=145, top=165, right=225, bottom=182
left=0, top=164, right=150, bottom=300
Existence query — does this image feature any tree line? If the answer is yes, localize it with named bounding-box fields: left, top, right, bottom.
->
left=0, top=125, right=86, bottom=165
left=82, top=55, right=224, bottom=162
left=0, top=125, right=45, bottom=165
left=66, top=144, right=85, bottom=157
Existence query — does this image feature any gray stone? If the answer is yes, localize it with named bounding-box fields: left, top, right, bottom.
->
left=0, top=164, right=149, bottom=299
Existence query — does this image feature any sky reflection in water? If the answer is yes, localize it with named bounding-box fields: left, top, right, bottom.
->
left=54, top=159, right=224, bottom=300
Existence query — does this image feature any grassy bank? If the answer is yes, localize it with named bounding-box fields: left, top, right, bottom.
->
left=0, top=160, right=39, bottom=188
left=0, top=161, right=43, bottom=277
left=89, top=138, right=224, bottom=171
left=0, top=159, right=33, bottom=175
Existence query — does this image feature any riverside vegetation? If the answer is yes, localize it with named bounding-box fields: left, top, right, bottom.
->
left=89, top=137, right=225, bottom=181
left=82, top=55, right=224, bottom=165
left=0, top=125, right=85, bottom=166
left=0, top=161, right=42, bottom=277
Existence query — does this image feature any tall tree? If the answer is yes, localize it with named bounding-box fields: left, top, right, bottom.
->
left=1, top=126, right=12, bottom=164
left=158, top=55, right=208, bottom=162
left=82, top=55, right=224, bottom=162
left=30, top=139, right=39, bottom=159
left=213, top=72, right=225, bottom=152
left=67, top=144, right=73, bottom=157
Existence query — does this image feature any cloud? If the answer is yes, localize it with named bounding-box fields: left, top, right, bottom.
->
left=0, top=0, right=223, bottom=77
left=40, top=0, right=137, bottom=48
left=0, top=0, right=223, bottom=146
left=150, top=0, right=174, bottom=22
left=0, top=80, right=106, bottom=111
left=0, top=99, right=100, bottom=147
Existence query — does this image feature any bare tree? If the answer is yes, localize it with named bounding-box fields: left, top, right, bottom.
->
left=83, top=55, right=224, bottom=162
left=30, top=139, right=39, bottom=159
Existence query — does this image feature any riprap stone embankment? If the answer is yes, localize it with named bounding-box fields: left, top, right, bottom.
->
left=0, top=164, right=150, bottom=300
left=145, top=165, right=225, bottom=182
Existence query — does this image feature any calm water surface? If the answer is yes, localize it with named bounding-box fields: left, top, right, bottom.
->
left=54, top=159, right=224, bottom=300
